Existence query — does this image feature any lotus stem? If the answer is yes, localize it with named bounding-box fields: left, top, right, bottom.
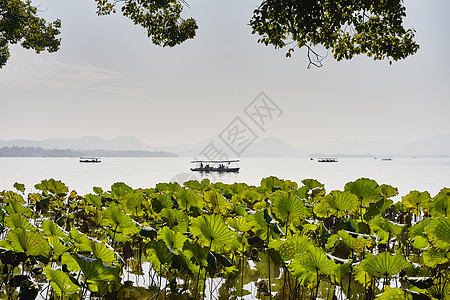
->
left=267, top=225, right=272, bottom=300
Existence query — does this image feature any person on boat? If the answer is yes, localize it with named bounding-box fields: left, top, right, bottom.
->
left=200, top=163, right=203, bottom=168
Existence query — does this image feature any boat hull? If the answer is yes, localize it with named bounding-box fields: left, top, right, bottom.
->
left=190, top=167, right=240, bottom=173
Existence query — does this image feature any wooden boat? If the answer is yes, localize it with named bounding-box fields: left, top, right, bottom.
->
left=191, top=160, right=240, bottom=173
left=318, top=158, right=338, bottom=163
left=79, top=157, right=101, bottom=163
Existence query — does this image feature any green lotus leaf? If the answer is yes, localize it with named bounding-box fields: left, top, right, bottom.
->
left=4, top=194, right=30, bottom=215
left=183, top=240, right=208, bottom=269
left=8, top=228, right=51, bottom=257
left=5, top=214, right=32, bottom=230
left=203, top=191, right=232, bottom=215
left=249, top=210, right=283, bottom=241
left=191, top=214, right=234, bottom=250
left=73, top=254, right=120, bottom=283
left=183, top=180, right=202, bottom=190
left=301, top=179, right=325, bottom=198
left=361, top=252, right=410, bottom=278
left=84, top=194, right=102, bottom=207
left=344, top=178, right=381, bottom=206
left=288, top=244, right=338, bottom=288
left=159, top=208, right=189, bottom=232
left=44, top=266, right=80, bottom=296
left=61, top=252, right=80, bottom=272
left=376, top=286, right=413, bottom=300
left=110, top=182, right=133, bottom=199
left=402, top=191, right=431, bottom=215
left=240, top=189, right=262, bottom=206
left=175, top=188, right=202, bottom=212
left=260, top=176, right=283, bottom=192
left=102, top=205, right=139, bottom=236
left=226, top=216, right=250, bottom=233
left=47, top=236, right=70, bottom=259
left=13, top=182, right=26, bottom=193
left=422, top=247, right=449, bottom=268
left=3, top=191, right=25, bottom=204
left=379, top=184, right=398, bottom=199
left=122, top=191, right=144, bottom=216
left=408, top=219, right=430, bottom=249
left=34, top=179, right=69, bottom=196
left=429, top=194, right=450, bottom=218
left=271, top=191, right=308, bottom=225
left=158, top=226, right=187, bottom=251
left=364, top=198, right=394, bottom=221
left=270, top=234, right=313, bottom=262
left=91, top=241, right=116, bottom=265
left=337, top=230, right=374, bottom=253
left=314, top=190, right=359, bottom=218
left=41, top=219, right=69, bottom=242
left=93, top=186, right=103, bottom=195
left=370, top=216, right=405, bottom=243
left=147, top=240, right=173, bottom=275
left=425, top=218, right=450, bottom=251
left=353, top=264, right=373, bottom=288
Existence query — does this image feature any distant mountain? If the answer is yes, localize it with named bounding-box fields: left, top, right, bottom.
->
left=0, top=146, right=177, bottom=157
left=173, top=136, right=308, bottom=157
left=0, top=136, right=156, bottom=151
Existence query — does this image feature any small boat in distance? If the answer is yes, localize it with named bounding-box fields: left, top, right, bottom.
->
left=318, top=158, right=338, bottom=163
left=191, top=160, right=240, bottom=173
left=79, top=157, right=101, bottom=163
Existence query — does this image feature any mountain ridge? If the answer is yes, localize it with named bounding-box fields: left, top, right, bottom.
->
left=1, top=133, right=449, bottom=157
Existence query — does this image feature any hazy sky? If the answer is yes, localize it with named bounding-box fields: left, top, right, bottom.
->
left=0, top=0, right=449, bottom=149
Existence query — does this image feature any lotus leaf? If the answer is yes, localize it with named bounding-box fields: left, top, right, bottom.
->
left=44, top=266, right=80, bottom=296
left=5, top=214, right=32, bottom=230
left=47, top=235, right=70, bottom=259
left=361, top=252, right=410, bottom=278
left=288, top=244, right=338, bottom=288
left=425, top=218, right=450, bottom=251
left=41, top=219, right=69, bottom=242
left=122, top=191, right=144, bottom=216
left=227, top=216, right=250, bottom=233
left=344, top=178, right=381, bottom=206
left=13, top=182, right=26, bottom=193
left=8, top=228, right=51, bottom=257
left=260, top=176, right=283, bottom=192
left=203, top=190, right=232, bottom=215
left=270, top=234, right=313, bottom=262
left=314, top=190, right=359, bottom=218
left=175, top=188, right=202, bottom=212
left=271, top=191, right=307, bottom=227
left=249, top=209, right=283, bottom=241
left=102, top=205, right=139, bottom=236
left=376, top=286, right=413, bottom=300
left=402, top=191, right=431, bottom=215
left=191, top=214, right=234, bottom=251
left=34, top=179, right=68, bottom=196
left=84, top=194, right=102, bottom=207
left=110, top=182, right=133, bottom=199
left=159, top=208, right=189, bottom=232
left=429, top=194, right=450, bottom=218
left=337, top=230, right=374, bottom=253
left=158, top=226, right=187, bottom=251
left=73, top=254, right=121, bottom=285
left=379, top=184, right=399, bottom=199
left=147, top=240, right=174, bottom=275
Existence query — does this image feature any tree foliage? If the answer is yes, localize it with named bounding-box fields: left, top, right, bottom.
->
left=0, top=0, right=61, bottom=68
left=250, top=0, right=419, bottom=66
left=1, top=0, right=420, bottom=68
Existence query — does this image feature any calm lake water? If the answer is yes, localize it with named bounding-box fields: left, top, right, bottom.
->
left=0, top=157, right=449, bottom=198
